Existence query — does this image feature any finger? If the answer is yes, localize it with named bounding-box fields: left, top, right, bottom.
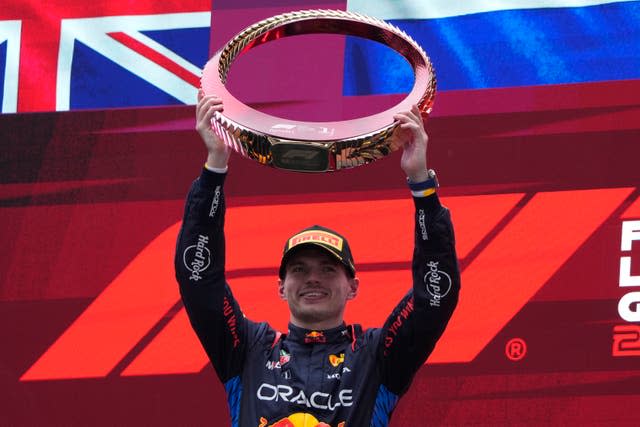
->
left=204, top=96, right=223, bottom=112
left=395, top=108, right=420, bottom=122
left=196, top=92, right=210, bottom=120
left=393, top=112, right=413, bottom=124
left=197, top=96, right=223, bottom=122
left=404, top=105, right=422, bottom=124
left=206, top=104, right=224, bottom=118
left=399, top=122, right=420, bottom=130
left=198, top=106, right=223, bottom=132
left=396, top=104, right=424, bottom=126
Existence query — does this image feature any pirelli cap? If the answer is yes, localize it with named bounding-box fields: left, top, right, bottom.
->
left=279, top=225, right=356, bottom=279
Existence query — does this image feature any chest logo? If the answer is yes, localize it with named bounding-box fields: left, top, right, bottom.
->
left=304, top=331, right=326, bottom=344
left=266, top=350, right=291, bottom=370
left=328, top=353, right=344, bottom=367
left=259, top=413, right=345, bottom=427
left=279, top=349, right=291, bottom=365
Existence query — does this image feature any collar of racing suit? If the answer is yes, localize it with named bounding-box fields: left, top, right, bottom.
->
left=286, top=323, right=352, bottom=345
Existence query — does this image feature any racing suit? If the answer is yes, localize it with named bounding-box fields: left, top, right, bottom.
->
left=175, top=168, right=460, bottom=427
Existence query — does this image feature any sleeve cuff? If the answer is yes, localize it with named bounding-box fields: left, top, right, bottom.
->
left=199, top=166, right=227, bottom=189
left=204, top=163, right=228, bottom=174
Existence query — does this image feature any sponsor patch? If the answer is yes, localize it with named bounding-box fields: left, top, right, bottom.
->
left=289, top=230, right=343, bottom=252
left=304, top=331, right=326, bottom=344
left=279, top=349, right=291, bottom=365
left=327, top=366, right=350, bottom=380
left=265, top=360, right=281, bottom=370
left=259, top=413, right=345, bottom=427
left=383, top=297, right=414, bottom=356
left=257, top=383, right=353, bottom=411
left=418, top=208, right=428, bottom=240
left=329, top=353, right=344, bottom=367
left=222, top=297, right=240, bottom=348
left=208, top=185, right=221, bottom=218
left=424, top=261, right=452, bottom=307
left=182, top=234, right=211, bottom=282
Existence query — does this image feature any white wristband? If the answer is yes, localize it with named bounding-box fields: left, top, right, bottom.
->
left=204, top=163, right=228, bottom=174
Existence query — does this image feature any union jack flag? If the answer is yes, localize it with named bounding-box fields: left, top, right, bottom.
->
left=1, top=0, right=211, bottom=113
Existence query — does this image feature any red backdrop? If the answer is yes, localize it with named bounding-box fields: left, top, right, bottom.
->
left=2, top=1, right=640, bottom=426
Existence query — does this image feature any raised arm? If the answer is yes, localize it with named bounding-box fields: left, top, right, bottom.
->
left=175, top=91, right=247, bottom=382
left=378, top=105, right=461, bottom=395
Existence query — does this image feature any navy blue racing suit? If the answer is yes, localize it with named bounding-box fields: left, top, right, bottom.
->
left=175, top=168, right=460, bottom=427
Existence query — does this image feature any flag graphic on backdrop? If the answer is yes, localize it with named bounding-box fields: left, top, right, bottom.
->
left=56, top=13, right=209, bottom=111
left=0, top=0, right=210, bottom=113
left=0, top=20, right=20, bottom=113
left=344, top=0, right=640, bottom=95
left=3, top=0, right=640, bottom=112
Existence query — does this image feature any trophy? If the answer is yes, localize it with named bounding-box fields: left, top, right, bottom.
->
left=201, top=9, right=436, bottom=172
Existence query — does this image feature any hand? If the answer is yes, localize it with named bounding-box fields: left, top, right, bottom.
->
left=393, top=104, right=429, bottom=182
left=196, top=89, right=230, bottom=169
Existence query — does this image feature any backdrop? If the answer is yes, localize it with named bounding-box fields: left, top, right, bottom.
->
left=2, top=0, right=640, bottom=425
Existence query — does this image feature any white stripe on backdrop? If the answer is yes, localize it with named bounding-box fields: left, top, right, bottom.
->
left=347, top=0, right=639, bottom=19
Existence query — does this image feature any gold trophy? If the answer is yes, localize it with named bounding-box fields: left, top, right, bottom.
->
left=201, top=9, right=436, bottom=172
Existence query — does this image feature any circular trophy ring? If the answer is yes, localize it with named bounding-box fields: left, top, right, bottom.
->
left=201, top=9, right=436, bottom=172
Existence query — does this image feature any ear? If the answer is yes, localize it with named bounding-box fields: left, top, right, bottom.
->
left=346, top=276, right=360, bottom=300
left=278, top=278, right=287, bottom=300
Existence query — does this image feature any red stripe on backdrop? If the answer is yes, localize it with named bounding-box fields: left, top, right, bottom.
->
left=107, top=32, right=201, bottom=88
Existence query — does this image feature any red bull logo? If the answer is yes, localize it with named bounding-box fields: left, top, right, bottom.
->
left=304, top=331, right=326, bottom=344
left=258, top=413, right=344, bottom=427
left=328, top=354, right=344, bottom=367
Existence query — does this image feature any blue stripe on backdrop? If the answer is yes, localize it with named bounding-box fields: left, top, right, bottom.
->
left=343, top=1, right=640, bottom=95
left=70, top=41, right=183, bottom=109
left=0, top=41, right=6, bottom=109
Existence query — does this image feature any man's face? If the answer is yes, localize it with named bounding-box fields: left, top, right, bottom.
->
left=278, top=245, right=359, bottom=330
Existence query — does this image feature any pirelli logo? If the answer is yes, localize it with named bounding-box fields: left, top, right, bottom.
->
left=288, top=230, right=343, bottom=252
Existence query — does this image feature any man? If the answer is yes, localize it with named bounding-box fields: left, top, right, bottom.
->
left=175, top=90, right=460, bottom=426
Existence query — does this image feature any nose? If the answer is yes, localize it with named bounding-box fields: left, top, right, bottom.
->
left=305, top=267, right=322, bottom=283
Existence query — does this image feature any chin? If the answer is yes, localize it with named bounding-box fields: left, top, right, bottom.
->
left=297, top=308, right=332, bottom=323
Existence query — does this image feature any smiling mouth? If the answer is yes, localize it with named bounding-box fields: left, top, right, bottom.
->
left=299, top=289, right=329, bottom=299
